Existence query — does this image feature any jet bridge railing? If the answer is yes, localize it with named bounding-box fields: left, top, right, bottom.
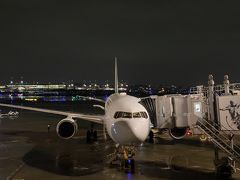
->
left=210, top=119, right=240, bottom=136
left=190, top=83, right=240, bottom=96
left=208, top=118, right=240, bottom=146
left=196, top=118, right=240, bottom=162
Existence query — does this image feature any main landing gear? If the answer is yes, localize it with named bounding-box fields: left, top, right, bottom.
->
left=86, top=129, right=97, bottom=143
left=111, top=145, right=136, bottom=173
left=86, top=123, right=98, bottom=143
left=215, top=157, right=235, bottom=178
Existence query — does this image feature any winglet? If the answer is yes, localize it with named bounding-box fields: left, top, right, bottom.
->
left=115, top=57, right=118, bottom=94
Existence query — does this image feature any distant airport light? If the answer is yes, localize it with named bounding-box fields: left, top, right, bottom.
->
left=25, top=98, right=37, bottom=102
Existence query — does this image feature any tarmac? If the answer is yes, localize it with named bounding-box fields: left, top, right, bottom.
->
left=0, top=102, right=239, bottom=180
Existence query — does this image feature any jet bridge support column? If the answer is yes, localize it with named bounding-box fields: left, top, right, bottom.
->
left=224, top=75, right=230, bottom=95
left=208, top=74, right=215, bottom=122
left=208, top=75, right=220, bottom=167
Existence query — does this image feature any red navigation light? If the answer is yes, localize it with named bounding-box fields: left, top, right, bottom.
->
left=186, top=129, right=192, bottom=136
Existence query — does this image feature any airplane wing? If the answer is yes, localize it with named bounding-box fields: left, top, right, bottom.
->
left=0, top=103, right=104, bottom=124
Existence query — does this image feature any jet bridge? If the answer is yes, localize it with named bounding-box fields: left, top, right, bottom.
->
left=141, top=76, right=240, bottom=134
left=141, top=94, right=205, bottom=134
left=141, top=75, right=240, bottom=176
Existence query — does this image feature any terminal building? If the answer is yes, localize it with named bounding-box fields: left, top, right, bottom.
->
left=4, top=84, right=67, bottom=91
left=0, top=83, right=127, bottom=92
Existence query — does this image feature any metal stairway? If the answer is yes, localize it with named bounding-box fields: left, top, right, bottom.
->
left=196, top=118, right=240, bottom=163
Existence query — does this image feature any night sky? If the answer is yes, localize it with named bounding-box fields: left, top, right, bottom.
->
left=1, top=1, right=240, bottom=86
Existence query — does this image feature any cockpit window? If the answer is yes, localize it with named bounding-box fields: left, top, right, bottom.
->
left=133, top=112, right=141, bottom=118
left=114, top=112, right=120, bottom=118
left=114, top=111, right=148, bottom=119
left=114, top=111, right=132, bottom=118
left=140, top=112, right=148, bottom=119
left=122, top=112, right=132, bottom=118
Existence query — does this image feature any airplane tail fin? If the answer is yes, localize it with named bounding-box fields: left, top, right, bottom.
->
left=115, top=57, right=118, bottom=94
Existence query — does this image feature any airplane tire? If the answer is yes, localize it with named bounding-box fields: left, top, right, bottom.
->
left=86, top=130, right=91, bottom=143
left=149, top=131, right=154, bottom=143
left=130, top=159, right=135, bottom=173
left=215, top=157, right=233, bottom=178
left=216, top=165, right=233, bottom=178
left=93, top=130, right=97, bottom=141
left=124, top=159, right=135, bottom=173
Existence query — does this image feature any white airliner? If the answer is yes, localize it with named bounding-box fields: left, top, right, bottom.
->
left=0, top=110, right=19, bottom=118
left=0, top=59, right=151, bottom=145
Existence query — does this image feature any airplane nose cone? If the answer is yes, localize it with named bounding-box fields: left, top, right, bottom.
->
left=128, top=119, right=150, bottom=142
left=110, top=119, right=150, bottom=144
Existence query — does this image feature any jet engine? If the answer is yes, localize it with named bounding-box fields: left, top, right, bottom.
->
left=169, top=127, right=188, bottom=140
left=56, top=118, right=78, bottom=139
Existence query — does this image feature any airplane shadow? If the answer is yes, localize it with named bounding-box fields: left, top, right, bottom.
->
left=1, top=129, right=233, bottom=179
left=152, top=137, right=214, bottom=148
left=0, top=129, right=115, bottom=176
left=136, top=160, right=219, bottom=180
left=22, top=142, right=105, bottom=176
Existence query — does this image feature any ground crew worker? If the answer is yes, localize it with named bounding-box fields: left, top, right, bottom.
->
left=47, top=124, right=51, bottom=133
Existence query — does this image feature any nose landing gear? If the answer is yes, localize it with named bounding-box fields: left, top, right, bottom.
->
left=124, top=157, right=135, bottom=173
left=110, top=145, right=136, bottom=173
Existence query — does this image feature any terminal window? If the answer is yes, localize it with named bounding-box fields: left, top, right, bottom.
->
left=194, top=102, right=201, bottom=113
